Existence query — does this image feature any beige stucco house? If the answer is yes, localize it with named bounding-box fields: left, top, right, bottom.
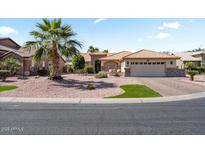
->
left=81, top=49, right=184, bottom=77
left=0, top=37, right=66, bottom=76
left=174, top=51, right=205, bottom=69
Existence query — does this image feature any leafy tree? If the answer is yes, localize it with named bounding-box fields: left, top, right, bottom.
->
left=87, top=46, right=99, bottom=53
left=187, top=70, right=198, bottom=81
left=103, top=49, right=109, bottom=53
left=185, top=62, right=194, bottom=71
left=24, top=18, right=82, bottom=80
left=0, top=58, right=21, bottom=75
left=72, top=54, right=85, bottom=70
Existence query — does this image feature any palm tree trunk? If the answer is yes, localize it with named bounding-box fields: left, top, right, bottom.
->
left=50, top=46, right=62, bottom=80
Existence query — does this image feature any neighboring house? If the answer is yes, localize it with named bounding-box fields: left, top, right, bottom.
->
left=174, top=51, right=205, bottom=69
left=0, top=37, right=66, bottom=75
left=81, top=49, right=183, bottom=77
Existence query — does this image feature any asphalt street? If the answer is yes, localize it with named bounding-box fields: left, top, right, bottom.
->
left=0, top=98, right=205, bottom=135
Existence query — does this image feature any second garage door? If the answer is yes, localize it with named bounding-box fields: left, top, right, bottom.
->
left=130, top=62, right=166, bottom=77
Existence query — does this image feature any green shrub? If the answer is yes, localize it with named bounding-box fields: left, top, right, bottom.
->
left=67, top=65, right=74, bottom=73
left=0, top=58, right=21, bottom=75
left=72, top=55, right=85, bottom=70
left=37, top=69, right=49, bottom=76
left=86, top=83, right=95, bottom=90
left=191, top=66, right=205, bottom=74
left=187, top=70, right=198, bottom=81
left=95, top=71, right=108, bottom=78
left=84, top=65, right=94, bottom=74
left=0, top=70, right=11, bottom=81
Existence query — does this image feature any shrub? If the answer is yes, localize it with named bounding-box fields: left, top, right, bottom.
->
left=37, top=69, right=49, bottom=76
left=187, top=70, right=198, bottom=81
left=67, top=65, right=74, bottom=73
left=185, top=62, right=194, bottom=71
left=86, top=83, right=95, bottom=90
left=191, top=66, right=205, bottom=74
left=0, top=58, right=21, bottom=75
left=0, top=70, right=11, bottom=81
left=113, top=72, right=121, bottom=77
left=84, top=65, right=94, bottom=74
left=95, top=71, right=108, bottom=78
left=72, top=55, right=85, bottom=70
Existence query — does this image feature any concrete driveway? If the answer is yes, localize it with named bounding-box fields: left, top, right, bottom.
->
left=136, top=77, right=205, bottom=96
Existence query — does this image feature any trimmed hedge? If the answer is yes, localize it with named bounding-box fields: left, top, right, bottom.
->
left=84, top=65, right=94, bottom=74
left=0, top=70, right=11, bottom=81
left=191, top=66, right=205, bottom=74
left=95, top=71, right=108, bottom=78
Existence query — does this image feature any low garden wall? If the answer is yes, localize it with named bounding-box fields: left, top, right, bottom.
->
left=166, top=68, right=185, bottom=77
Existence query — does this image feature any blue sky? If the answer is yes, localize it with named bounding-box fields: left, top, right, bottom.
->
left=0, top=18, right=204, bottom=52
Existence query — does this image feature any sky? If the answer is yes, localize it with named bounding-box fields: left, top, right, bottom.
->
left=0, top=18, right=205, bottom=53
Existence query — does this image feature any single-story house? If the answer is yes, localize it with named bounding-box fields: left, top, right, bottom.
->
left=81, top=49, right=184, bottom=77
left=0, top=37, right=66, bottom=76
left=174, top=51, right=205, bottom=69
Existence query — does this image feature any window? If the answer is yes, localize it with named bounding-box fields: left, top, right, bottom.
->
left=126, top=61, right=129, bottom=65
left=161, top=62, right=165, bottom=64
left=140, top=62, right=143, bottom=65
left=135, top=62, right=138, bottom=65
left=148, top=62, right=152, bottom=65
left=144, top=62, right=147, bottom=65
left=131, top=62, right=134, bottom=65
left=170, top=61, right=173, bottom=65
left=157, top=62, right=160, bottom=65
left=152, top=62, right=156, bottom=65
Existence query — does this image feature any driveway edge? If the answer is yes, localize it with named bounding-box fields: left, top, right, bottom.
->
left=0, top=91, right=205, bottom=104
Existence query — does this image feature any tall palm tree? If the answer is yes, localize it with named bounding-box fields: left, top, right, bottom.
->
left=87, top=46, right=99, bottom=53
left=24, top=18, right=82, bottom=80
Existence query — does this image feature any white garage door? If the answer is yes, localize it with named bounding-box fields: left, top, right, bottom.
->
left=130, top=62, right=166, bottom=77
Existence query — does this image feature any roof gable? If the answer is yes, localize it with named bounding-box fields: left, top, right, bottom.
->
left=0, top=37, right=21, bottom=50
left=100, top=51, right=132, bottom=61
left=124, top=49, right=179, bottom=59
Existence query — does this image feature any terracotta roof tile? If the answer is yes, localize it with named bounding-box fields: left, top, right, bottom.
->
left=100, top=51, right=132, bottom=61
left=124, top=49, right=179, bottom=59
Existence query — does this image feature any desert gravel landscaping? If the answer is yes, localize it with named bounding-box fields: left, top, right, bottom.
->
left=1, top=74, right=205, bottom=98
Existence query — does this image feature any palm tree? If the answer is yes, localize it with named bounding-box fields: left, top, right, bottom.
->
left=103, top=49, right=108, bottom=53
left=87, top=46, right=99, bottom=53
left=24, top=18, right=82, bottom=80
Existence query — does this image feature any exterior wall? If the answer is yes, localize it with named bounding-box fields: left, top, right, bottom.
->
left=177, top=60, right=201, bottom=69
left=101, top=60, right=120, bottom=71
left=201, top=55, right=205, bottom=66
left=121, top=61, right=126, bottom=72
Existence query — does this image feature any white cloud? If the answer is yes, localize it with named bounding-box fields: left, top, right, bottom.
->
left=162, top=22, right=180, bottom=29
left=157, top=22, right=180, bottom=30
left=94, top=18, right=107, bottom=24
left=0, top=26, right=18, bottom=35
left=149, top=32, right=170, bottom=39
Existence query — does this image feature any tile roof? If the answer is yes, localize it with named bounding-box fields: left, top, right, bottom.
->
left=81, top=52, right=114, bottom=62
left=100, top=51, right=132, bottom=61
left=124, top=49, right=180, bottom=59
left=174, top=52, right=201, bottom=61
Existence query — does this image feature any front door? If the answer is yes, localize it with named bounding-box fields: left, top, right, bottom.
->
left=95, top=60, right=101, bottom=73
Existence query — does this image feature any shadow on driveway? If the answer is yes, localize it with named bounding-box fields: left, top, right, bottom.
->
left=52, top=78, right=117, bottom=90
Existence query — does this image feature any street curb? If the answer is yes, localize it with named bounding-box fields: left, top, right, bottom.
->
left=0, top=91, right=205, bottom=104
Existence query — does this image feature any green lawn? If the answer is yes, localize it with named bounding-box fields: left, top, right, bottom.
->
left=107, top=84, right=161, bottom=98
left=0, top=86, right=17, bottom=92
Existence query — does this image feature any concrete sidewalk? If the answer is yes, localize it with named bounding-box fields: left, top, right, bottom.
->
left=1, top=91, right=205, bottom=104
